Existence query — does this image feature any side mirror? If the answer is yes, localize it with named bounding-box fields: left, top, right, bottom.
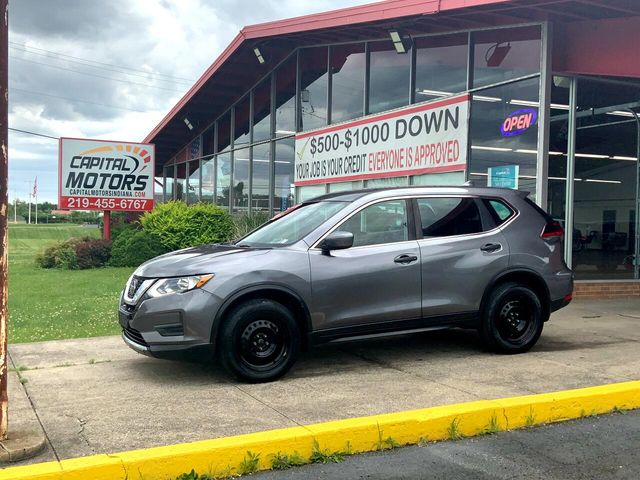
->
left=321, top=231, right=354, bottom=252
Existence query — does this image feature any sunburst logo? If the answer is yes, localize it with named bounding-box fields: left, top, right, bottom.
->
left=78, top=144, right=152, bottom=173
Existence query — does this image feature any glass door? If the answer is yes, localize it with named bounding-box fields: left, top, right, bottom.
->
left=570, top=78, right=640, bottom=280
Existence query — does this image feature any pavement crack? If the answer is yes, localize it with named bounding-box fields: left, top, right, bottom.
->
left=233, top=385, right=310, bottom=432
left=8, top=349, right=61, bottom=462
left=64, top=414, right=94, bottom=453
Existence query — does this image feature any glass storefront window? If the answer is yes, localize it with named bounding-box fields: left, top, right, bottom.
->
left=275, top=138, right=295, bottom=211
left=233, top=147, right=250, bottom=211
left=473, top=26, right=541, bottom=88
left=547, top=76, right=571, bottom=228
left=414, top=33, right=468, bottom=102
left=164, top=165, right=174, bottom=200
left=276, top=55, right=297, bottom=137
left=330, top=43, right=365, bottom=124
left=368, top=40, right=410, bottom=114
left=201, top=158, right=215, bottom=203
left=218, top=112, right=231, bottom=152
left=216, top=152, right=231, bottom=208
left=468, top=76, right=540, bottom=199
left=234, top=96, right=251, bottom=149
left=571, top=78, right=640, bottom=280
left=329, top=181, right=363, bottom=192
left=202, top=125, right=215, bottom=156
left=175, top=163, right=187, bottom=201
left=297, top=185, right=326, bottom=203
left=254, top=77, right=271, bottom=143
left=412, top=171, right=465, bottom=186
left=299, top=47, right=328, bottom=131
left=187, top=160, right=200, bottom=204
left=252, top=142, right=270, bottom=211
left=365, top=177, right=409, bottom=188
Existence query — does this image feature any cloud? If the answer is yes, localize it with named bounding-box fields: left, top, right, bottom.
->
left=8, top=0, right=367, bottom=202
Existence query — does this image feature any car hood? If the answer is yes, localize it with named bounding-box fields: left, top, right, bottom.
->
left=134, top=244, right=270, bottom=278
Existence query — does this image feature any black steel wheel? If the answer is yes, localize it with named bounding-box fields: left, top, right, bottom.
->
left=218, top=299, right=300, bottom=382
left=480, top=282, right=543, bottom=354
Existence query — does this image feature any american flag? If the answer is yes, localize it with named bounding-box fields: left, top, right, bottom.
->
left=32, top=177, right=37, bottom=197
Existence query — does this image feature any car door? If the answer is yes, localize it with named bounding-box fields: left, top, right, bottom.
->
left=414, top=196, right=510, bottom=320
left=309, top=198, right=422, bottom=332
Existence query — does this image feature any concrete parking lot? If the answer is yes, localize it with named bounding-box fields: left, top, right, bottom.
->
left=7, top=298, right=640, bottom=465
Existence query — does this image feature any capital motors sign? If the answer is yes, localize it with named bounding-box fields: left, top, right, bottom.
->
left=500, top=108, right=538, bottom=137
left=59, top=138, right=155, bottom=211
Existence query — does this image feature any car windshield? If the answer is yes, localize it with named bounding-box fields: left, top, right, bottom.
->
left=237, top=201, right=348, bottom=247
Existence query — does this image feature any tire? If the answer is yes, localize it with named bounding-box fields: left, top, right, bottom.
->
left=217, top=299, right=300, bottom=383
left=480, top=282, right=543, bottom=354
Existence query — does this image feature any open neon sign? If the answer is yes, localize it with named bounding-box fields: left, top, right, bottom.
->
left=501, top=108, right=538, bottom=137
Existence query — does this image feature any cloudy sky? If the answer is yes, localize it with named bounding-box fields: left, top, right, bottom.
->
left=8, top=0, right=367, bottom=204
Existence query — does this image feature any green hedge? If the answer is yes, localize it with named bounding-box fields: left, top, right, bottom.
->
left=141, top=201, right=233, bottom=250
left=109, top=228, right=168, bottom=267
left=36, top=237, right=111, bottom=269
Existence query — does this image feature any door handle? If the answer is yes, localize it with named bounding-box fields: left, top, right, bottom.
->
left=480, top=243, right=502, bottom=253
left=394, top=254, right=418, bottom=264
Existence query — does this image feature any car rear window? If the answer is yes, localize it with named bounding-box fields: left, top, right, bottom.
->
left=417, top=197, right=483, bottom=237
left=483, top=198, right=515, bottom=226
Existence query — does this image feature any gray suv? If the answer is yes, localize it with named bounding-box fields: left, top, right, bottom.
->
left=119, top=187, right=573, bottom=382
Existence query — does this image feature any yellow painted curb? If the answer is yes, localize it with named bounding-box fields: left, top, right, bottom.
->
left=2, top=380, right=639, bottom=480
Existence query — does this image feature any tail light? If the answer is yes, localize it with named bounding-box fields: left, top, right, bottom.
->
left=541, top=220, right=564, bottom=239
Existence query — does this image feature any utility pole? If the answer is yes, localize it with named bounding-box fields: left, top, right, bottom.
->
left=0, top=0, right=9, bottom=441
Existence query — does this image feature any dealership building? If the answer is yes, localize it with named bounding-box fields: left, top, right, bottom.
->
left=145, top=0, right=640, bottom=286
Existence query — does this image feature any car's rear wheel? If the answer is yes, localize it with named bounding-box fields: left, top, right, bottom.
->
left=480, top=282, right=543, bottom=354
left=218, top=299, right=300, bottom=382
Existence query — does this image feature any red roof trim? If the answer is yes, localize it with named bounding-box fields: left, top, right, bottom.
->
left=144, top=0, right=509, bottom=144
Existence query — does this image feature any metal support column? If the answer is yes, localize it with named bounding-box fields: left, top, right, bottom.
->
left=564, top=77, right=578, bottom=267
left=536, top=21, right=553, bottom=209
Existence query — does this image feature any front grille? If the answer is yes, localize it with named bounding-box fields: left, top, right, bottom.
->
left=123, top=327, right=148, bottom=347
left=127, top=275, right=143, bottom=299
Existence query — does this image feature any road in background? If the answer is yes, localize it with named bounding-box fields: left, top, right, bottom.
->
left=256, top=411, right=640, bottom=479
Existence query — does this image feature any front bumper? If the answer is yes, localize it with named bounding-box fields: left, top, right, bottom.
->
left=119, top=287, right=222, bottom=359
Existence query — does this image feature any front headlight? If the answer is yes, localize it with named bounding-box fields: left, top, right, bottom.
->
left=146, top=274, right=214, bottom=298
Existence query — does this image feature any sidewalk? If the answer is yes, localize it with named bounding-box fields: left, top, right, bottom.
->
left=6, top=298, right=640, bottom=466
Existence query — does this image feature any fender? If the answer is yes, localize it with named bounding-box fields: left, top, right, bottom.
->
left=210, top=282, right=313, bottom=347
left=479, top=266, right=551, bottom=319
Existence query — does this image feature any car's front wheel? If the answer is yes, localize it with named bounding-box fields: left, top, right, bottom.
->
left=218, top=299, right=300, bottom=383
left=480, top=282, right=543, bottom=354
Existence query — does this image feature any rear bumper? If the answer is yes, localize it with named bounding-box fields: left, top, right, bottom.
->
left=550, top=294, right=572, bottom=313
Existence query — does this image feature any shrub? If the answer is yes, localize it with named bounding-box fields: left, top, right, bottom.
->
left=109, top=228, right=169, bottom=267
left=36, top=237, right=111, bottom=269
left=140, top=201, right=233, bottom=250
left=231, top=211, right=270, bottom=241
left=74, top=238, right=112, bottom=269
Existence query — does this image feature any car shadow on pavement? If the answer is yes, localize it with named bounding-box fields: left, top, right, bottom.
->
left=127, top=326, right=630, bottom=383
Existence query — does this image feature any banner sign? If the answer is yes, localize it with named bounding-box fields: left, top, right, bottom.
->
left=488, top=165, right=519, bottom=189
left=59, top=137, right=155, bottom=211
left=294, top=95, right=469, bottom=186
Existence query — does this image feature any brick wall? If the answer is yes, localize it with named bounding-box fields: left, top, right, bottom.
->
left=574, top=281, right=640, bottom=299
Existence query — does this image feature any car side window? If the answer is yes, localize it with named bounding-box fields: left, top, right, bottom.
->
left=339, top=200, right=409, bottom=247
left=483, top=199, right=515, bottom=226
left=417, top=197, right=483, bottom=237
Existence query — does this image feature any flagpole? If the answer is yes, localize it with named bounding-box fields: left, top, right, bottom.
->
left=32, top=177, right=37, bottom=225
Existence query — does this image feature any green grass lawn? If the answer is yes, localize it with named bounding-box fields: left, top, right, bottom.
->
left=8, top=224, right=133, bottom=343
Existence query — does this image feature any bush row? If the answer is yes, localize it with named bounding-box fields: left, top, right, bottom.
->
left=37, top=202, right=269, bottom=269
